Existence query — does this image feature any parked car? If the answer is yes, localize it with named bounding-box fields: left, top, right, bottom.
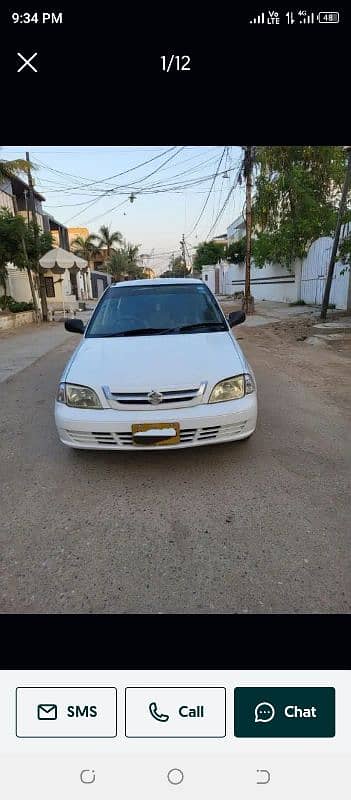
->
left=55, top=279, right=257, bottom=450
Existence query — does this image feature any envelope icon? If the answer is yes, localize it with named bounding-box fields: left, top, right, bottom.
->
left=37, top=703, right=57, bottom=720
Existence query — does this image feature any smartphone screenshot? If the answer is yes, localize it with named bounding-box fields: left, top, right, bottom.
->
left=0, top=4, right=350, bottom=798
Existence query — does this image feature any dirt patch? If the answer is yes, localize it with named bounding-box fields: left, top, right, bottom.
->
left=260, top=312, right=351, bottom=345
left=237, top=321, right=351, bottom=415
left=267, top=315, right=316, bottom=343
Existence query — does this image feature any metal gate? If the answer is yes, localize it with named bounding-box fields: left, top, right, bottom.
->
left=96, top=278, right=104, bottom=297
left=301, top=237, right=335, bottom=306
left=301, top=229, right=350, bottom=309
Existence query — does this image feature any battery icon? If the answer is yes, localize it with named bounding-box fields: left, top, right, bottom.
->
left=317, top=11, right=340, bottom=22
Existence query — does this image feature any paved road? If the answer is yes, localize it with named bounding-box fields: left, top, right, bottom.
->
left=1, top=334, right=350, bottom=613
left=0, top=311, right=94, bottom=383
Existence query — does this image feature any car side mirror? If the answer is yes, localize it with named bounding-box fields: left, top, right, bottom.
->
left=228, top=310, right=246, bottom=327
left=64, top=318, right=85, bottom=334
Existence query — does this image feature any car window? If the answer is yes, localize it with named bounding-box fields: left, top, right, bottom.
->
left=86, top=284, right=225, bottom=337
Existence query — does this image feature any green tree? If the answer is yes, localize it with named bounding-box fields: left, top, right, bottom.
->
left=70, top=234, right=99, bottom=268
left=338, top=232, right=351, bottom=274
left=105, top=241, right=142, bottom=281
left=105, top=249, right=128, bottom=282
left=168, top=254, right=190, bottom=277
left=0, top=210, right=26, bottom=298
left=251, top=146, right=348, bottom=269
left=193, top=241, right=225, bottom=272
left=0, top=210, right=53, bottom=312
left=97, top=224, right=123, bottom=257
left=14, top=219, right=54, bottom=314
left=226, top=237, right=246, bottom=264
left=124, top=242, right=142, bottom=277
left=20, top=222, right=54, bottom=267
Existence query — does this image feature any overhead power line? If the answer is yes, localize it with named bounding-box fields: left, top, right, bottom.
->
left=187, top=147, right=227, bottom=236
left=37, top=146, right=181, bottom=193
left=35, top=148, right=221, bottom=199
left=205, top=165, right=241, bottom=240
left=63, top=146, right=187, bottom=223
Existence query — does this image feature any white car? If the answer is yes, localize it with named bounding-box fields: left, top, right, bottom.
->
left=55, top=279, right=257, bottom=450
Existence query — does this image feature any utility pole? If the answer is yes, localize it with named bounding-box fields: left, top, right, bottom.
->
left=180, top=234, right=187, bottom=274
left=243, top=145, right=255, bottom=314
left=26, top=151, right=48, bottom=321
left=320, top=146, right=351, bottom=321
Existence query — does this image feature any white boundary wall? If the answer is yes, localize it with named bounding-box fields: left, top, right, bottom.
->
left=220, top=261, right=300, bottom=303
left=202, top=230, right=351, bottom=309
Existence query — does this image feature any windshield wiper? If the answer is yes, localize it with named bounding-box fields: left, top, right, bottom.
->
left=160, top=322, right=227, bottom=334
left=100, top=322, right=227, bottom=337
left=102, top=327, right=174, bottom=337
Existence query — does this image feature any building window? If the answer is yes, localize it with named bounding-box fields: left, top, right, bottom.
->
left=44, top=276, right=55, bottom=297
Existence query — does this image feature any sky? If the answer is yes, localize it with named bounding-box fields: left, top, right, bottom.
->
left=1, top=146, right=245, bottom=274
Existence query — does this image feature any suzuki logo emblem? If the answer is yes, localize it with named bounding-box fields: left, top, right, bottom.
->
left=147, top=390, right=163, bottom=405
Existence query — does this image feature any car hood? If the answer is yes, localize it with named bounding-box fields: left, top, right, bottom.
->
left=65, top=332, right=245, bottom=391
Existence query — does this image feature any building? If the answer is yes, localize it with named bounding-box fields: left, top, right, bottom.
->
left=91, top=248, right=108, bottom=270
left=0, top=174, right=70, bottom=248
left=68, top=227, right=110, bottom=271
left=227, top=215, right=245, bottom=243
left=67, top=227, right=90, bottom=248
left=0, top=173, right=84, bottom=310
left=90, top=269, right=112, bottom=298
left=211, top=233, right=228, bottom=248
left=0, top=174, right=46, bottom=229
left=47, top=216, right=70, bottom=250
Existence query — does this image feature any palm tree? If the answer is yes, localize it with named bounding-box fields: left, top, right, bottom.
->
left=0, top=151, right=34, bottom=185
left=124, top=242, right=144, bottom=278
left=70, top=234, right=99, bottom=268
left=105, top=249, right=129, bottom=282
left=97, top=224, right=123, bottom=258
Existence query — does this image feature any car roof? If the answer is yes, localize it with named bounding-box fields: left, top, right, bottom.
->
left=108, top=278, right=203, bottom=288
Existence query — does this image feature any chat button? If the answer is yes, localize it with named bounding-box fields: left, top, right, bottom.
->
left=234, top=687, right=335, bottom=737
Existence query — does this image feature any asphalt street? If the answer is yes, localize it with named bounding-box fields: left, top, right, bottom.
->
left=1, top=334, right=350, bottom=613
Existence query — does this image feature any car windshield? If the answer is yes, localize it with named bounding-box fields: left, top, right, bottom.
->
left=85, top=283, right=227, bottom=338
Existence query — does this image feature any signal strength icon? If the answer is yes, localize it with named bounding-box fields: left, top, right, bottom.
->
left=249, top=11, right=265, bottom=23
left=298, top=9, right=315, bottom=22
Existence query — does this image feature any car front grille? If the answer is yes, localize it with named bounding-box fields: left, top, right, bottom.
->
left=102, top=383, right=207, bottom=408
left=64, top=422, right=248, bottom=448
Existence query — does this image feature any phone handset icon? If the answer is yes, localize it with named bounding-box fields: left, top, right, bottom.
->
left=149, top=701, right=170, bottom=722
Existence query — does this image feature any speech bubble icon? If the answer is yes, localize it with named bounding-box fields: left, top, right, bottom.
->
left=254, top=701, right=275, bottom=723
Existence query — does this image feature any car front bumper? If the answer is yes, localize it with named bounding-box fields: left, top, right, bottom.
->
left=55, top=394, right=258, bottom=450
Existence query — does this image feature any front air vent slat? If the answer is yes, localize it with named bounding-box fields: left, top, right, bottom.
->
left=65, top=423, right=248, bottom=448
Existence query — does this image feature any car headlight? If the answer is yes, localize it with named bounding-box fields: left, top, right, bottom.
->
left=209, top=373, right=255, bottom=403
left=56, top=383, right=102, bottom=409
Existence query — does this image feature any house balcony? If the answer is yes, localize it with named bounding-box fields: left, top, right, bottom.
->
left=0, top=189, right=15, bottom=214
left=17, top=209, right=45, bottom=231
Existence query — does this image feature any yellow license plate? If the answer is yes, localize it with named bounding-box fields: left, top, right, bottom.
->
left=131, top=422, right=180, bottom=446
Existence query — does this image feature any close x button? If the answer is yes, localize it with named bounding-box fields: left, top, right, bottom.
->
left=234, top=687, right=335, bottom=737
